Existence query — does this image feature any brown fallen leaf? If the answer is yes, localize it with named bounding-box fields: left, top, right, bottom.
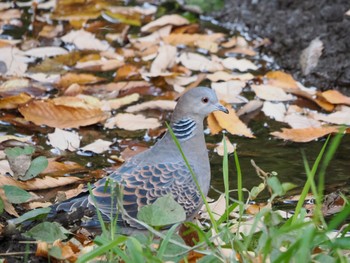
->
left=0, top=174, right=81, bottom=191
left=225, top=47, right=256, bottom=56
left=57, top=73, right=106, bottom=90
left=0, top=188, right=19, bottom=217
left=236, top=100, right=263, bottom=116
left=56, top=184, right=85, bottom=200
left=141, top=14, right=189, bottom=32
left=0, top=93, right=32, bottom=109
left=270, top=126, right=339, bottom=143
left=320, top=90, right=350, bottom=105
left=103, top=93, right=140, bottom=110
left=41, top=159, right=86, bottom=177
left=115, top=64, right=140, bottom=81
left=149, top=44, right=177, bottom=76
left=36, top=240, right=77, bottom=262
left=19, top=99, right=109, bottom=128
left=208, top=102, right=255, bottom=138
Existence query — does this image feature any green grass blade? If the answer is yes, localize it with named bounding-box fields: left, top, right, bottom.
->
left=87, top=183, right=108, bottom=236
left=76, top=235, right=128, bottom=263
left=157, top=223, right=180, bottom=259
left=166, top=122, right=219, bottom=233
left=222, top=135, right=230, bottom=224
left=234, top=149, right=243, bottom=217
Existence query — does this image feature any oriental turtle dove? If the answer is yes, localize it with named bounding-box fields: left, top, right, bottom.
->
left=54, top=87, right=228, bottom=233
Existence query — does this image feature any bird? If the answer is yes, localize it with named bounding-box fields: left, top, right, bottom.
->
left=53, top=87, right=228, bottom=233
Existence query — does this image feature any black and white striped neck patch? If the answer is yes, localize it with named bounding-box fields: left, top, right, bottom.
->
left=172, top=118, right=197, bottom=141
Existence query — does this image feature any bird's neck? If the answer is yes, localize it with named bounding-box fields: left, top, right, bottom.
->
left=170, top=117, right=198, bottom=141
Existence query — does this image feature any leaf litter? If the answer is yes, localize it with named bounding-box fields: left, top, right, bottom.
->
left=0, top=0, right=349, bottom=261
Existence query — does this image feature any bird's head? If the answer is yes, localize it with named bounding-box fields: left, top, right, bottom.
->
left=172, top=87, right=228, bottom=121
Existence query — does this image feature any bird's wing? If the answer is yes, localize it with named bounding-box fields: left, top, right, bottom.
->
left=90, top=159, right=201, bottom=229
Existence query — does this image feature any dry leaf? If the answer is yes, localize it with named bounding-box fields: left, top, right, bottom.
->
left=149, top=44, right=177, bottom=75
left=251, top=84, right=295, bottom=101
left=56, top=184, right=85, bottom=200
left=103, top=93, right=140, bottom=110
left=0, top=188, right=19, bottom=217
left=284, top=111, right=322, bottom=129
left=39, top=24, right=64, bottom=38
left=265, top=71, right=299, bottom=90
left=208, top=102, right=255, bottom=138
left=165, top=75, right=198, bottom=86
left=225, top=47, right=256, bottom=56
left=0, top=93, right=32, bottom=109
left=48, top=128, right=80, bottom=151
left=58, top=73, right=105, bottom=90
left=236, top=100, right=263, bottom=116
left=270, top=126, right=339, bottom=142
left=207, top=71, right=254, bottom=82
left=105, top=113, right=161, bottom=130
left=300, top=37, right=323, bottom=75
left=261, top=101, right=286, bottom=122
left=61, top=29, right=110, bottom=51
left=141, top=14, right=189, bottom=32
left=201, top=194, right=226, bottom=220
left=0, top=47, right=29, bottom=76
left=41, top=160, right=85, bottom=177
left=81, top=139, right=113, bottom=154
left=179, top=52, right=223, bottom=72
left=75, top=59, right=124, bottom=71
left=125, top=100, right=176, bottom=113
left=222, top=57, right=258, bottom=71
left=215, top=136, right=236, bottom=156
left=19, top=99, right=109, bottom=129
left=0, top=174, right=81, bottom=190
left=36, top=240, right=77, bottom=262
left=312, top=106, right=350, bottom=125
left=320, top=90, right=350, bottom=105
left=211, top=80, right=246, bottom=103
left=23, top=47, right=68, bottom=58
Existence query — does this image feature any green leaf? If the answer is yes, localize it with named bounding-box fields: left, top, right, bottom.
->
left=11, top=207, right=51, bottom=225
left=281, top=182, right=297, bottom=193
left=0, top=196, right=4, bottom=214
left=267, top=177, right=284, bottom=196
left=250, top=183, right=265, bottom=200
left=22, top=156, right=48, bottom=181
left=3, top=185, right=31, bottom=204
left=4, top=146, right=35, bottom=158
left=24, top=222, right=67, bottom=243
left=137, top=195, right=186, bottom=227
left=49, top=246, right=63, bottom=259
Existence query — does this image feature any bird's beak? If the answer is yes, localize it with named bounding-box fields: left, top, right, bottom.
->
left=214, top=103, right=229, bottom=114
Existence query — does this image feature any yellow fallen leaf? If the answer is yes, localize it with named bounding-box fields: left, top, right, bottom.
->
left=321, top=90, right=350, bottom=105
left=208, top=102, right=255, bottom=138
left=58, top=73, right=105, bottom=90
left=0, top=93, right=32, bottom=109
left=265, top=71, right=299, bottom=90
left=270, top=126, right=339, bottom=143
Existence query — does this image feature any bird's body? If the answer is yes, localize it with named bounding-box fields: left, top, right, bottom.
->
left=54, top=87, right=228, bottom=232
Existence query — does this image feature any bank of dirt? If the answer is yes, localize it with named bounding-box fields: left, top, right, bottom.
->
left=212, top=0, right=350, bottom=92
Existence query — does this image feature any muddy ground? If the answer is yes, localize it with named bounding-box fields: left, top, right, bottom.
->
left=212, top=0, right=350, bottom=92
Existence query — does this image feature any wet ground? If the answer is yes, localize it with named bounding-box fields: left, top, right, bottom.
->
left=212, top=0, right=350, bottom=92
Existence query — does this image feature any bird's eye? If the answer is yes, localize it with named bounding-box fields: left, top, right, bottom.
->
left=201, top=97, right=209, bottom=103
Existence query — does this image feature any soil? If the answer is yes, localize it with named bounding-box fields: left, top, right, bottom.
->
left=212, top=0, right=350, bottom=91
